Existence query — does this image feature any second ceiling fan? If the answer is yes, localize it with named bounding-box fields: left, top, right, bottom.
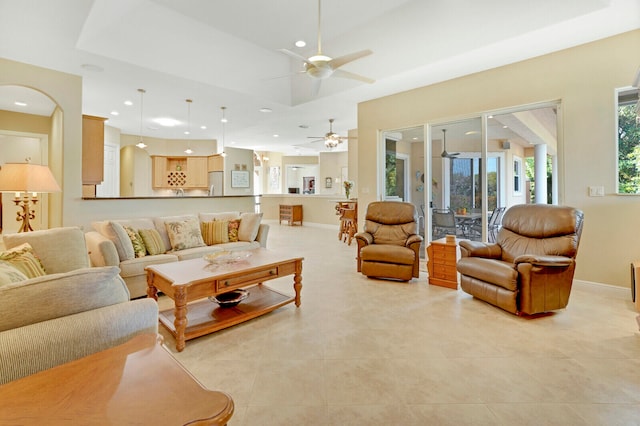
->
left=279, top=0, right=375, bottom=95
left=441, top=129, right=459, bottom=158
left=307, top=118, right=354, bottom=149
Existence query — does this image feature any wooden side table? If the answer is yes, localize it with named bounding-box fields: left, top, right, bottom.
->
left=0, top=334, right=234, bottom=425
left=426, top=237, right=458, bottom=289
left=279, top=204, right=303, bottom=226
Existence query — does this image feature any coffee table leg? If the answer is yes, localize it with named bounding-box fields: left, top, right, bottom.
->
left=174, top=287, right=188, bottom=352
left=146, top=272, right=158, bottom=300
left=294, top=260, right=302, bottom=307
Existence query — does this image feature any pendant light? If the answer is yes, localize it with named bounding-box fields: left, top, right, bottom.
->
left=135, top=89, right=147, bottom=149
left=220, top=106, right=227, bottom=157
left=184, top=99, right=193, bottom=154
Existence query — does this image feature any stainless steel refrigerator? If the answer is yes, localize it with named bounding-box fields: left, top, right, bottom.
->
left=208, top=171, right=224, bottom=196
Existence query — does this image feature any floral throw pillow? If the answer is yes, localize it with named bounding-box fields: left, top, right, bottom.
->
left=0, top=243, right=46, bottom=279
left=228, top=219, right=241, bottom=242
left=165, top=218, right=206, bottom=251
left=124, top=226, right=147, bottom=258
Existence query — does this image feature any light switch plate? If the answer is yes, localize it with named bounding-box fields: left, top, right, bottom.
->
left=589, top=186, right=604, bottom=196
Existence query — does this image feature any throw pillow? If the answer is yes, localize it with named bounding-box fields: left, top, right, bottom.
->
left=201, top=220, right=229, bottom=245
left=124, top=226, right=147, bottom=258
left=0, top=261, right=28, bottom=287
left=100, top=221, right=135, bottom=261
left=138, top=228, right=166, bottom=255
left=238, top=212, right=263, bottom=242
left=0, top=243, right=46, bottom=279
left=228, top=219, right=240, bottom=242
left=165, top=218, right=206, bottom=251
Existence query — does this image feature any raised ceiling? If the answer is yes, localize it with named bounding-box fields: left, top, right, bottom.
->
left=0, top=0, right=639, bottom=155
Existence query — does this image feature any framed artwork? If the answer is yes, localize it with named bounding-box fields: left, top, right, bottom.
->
left=231, top=170, right=250, bottom=188
left=325, top=177, right=332, bottom=188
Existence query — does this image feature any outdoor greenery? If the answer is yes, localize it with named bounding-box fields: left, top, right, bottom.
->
left=618, top=101, right=640, bottom=193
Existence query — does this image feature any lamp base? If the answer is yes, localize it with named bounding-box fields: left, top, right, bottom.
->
left=13, top=195, right=37, bottom=233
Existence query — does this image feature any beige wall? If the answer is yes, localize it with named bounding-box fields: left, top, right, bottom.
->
left=358, top=29, right=640, bottom=288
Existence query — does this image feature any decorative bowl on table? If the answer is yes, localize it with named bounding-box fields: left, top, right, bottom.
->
left=203, top=250, right=252, bottom=266
left=209, top=289, right=249, bottom=308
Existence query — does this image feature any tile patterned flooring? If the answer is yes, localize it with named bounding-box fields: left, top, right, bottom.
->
left=158, top=223, right=640, bottom=426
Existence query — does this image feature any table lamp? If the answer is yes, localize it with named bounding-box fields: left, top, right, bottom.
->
left=0, top=161, right=61, bottom=232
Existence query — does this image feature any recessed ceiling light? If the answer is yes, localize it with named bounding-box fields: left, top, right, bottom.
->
left=14, top=101, right=27, bottom=107
left=124, top=100, right=133, bottom=106
left=503, top=125, right=508, bottom=129
left=200, top=125, right=207, bottom=130
left=259, top=107, right=272, bottom=113
left=184, top=131, right=190, bottom=135
left=110, top=111, right=119, bottom=116
left=465, top=130, right=479, bottom=135
left=273, top=134, right=279, bottom=138
left=295, top=40, right=306, bottom=48
left=153, top=117, right=180, bottom=127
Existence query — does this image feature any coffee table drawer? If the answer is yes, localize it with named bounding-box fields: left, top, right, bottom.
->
left=217, top=266, right=278, bottom=291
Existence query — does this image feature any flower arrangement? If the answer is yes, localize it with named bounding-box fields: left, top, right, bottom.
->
left=343, top=180, right=354, bottom=199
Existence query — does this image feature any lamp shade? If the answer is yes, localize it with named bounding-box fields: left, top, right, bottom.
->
left=0, top=163, right=61, bottom=193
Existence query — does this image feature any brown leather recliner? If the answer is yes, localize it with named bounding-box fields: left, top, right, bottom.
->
left=355, top=201, right=423, bottom=281
left=456, top=204, right=584, bottom=315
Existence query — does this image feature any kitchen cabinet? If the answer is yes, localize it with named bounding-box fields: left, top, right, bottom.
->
left=82, top=115, right=107, bottom=185
left=186, top=157, right=208, bottom=188
left=151, top=156, right=208, bottom=189
left=207, top=155, right=224, bottom=172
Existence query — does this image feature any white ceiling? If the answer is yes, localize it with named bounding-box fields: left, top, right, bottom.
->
left=1, top=0, right=639, bottom=155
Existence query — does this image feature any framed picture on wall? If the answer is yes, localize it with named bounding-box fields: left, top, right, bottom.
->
left=231, top=170, right=250, bottom=188
left=325, top=177, right=332, bottom=188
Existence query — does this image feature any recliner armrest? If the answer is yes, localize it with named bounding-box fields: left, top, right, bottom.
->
left=354, top=232, right=373, bottom=245
left=405, top=234, right=423, bottom=247
left=514, top=254, right=573, bottom=267
left=459, top=240, right=502, bottom=259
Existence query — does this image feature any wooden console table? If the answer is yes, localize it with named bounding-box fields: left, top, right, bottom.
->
left=0, top=334, right=234, bottom=425
left=146, top=249, right=303, bottom=351
left=279, top=204, right=303, bottom=225
left=426, top=237, right=459, bottom=289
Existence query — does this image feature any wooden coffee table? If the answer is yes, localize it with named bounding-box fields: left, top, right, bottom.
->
left=0, top=333, right=234, bottom=425
left=146, top=248, right=303, bottom=351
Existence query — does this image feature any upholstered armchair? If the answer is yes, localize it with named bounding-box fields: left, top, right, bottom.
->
left=456, top=204, right=584, bottom=315
left=355, top=201, right=423, bottom=281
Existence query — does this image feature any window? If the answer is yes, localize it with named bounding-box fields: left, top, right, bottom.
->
left=617, top=87, right=640, bottom=194
left=513, top=156, right=523, bottom=195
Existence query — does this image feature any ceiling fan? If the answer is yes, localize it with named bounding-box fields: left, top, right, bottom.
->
left=441, top=129, right=459, bottom=158
left=279, top=0, right=375, bottom=95
left=307, top=118, right=353, bottom=149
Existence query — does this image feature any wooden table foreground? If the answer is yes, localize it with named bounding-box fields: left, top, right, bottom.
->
left=0, top=334, right=234, bottom=425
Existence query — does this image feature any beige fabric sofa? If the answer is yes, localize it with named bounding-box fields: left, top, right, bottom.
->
left=0, top=227, right=158, bottom=384
left=85, top=212, right=269, bottom=298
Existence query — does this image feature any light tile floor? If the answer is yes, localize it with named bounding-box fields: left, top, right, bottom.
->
left=158, top=223, right=640, bottom=426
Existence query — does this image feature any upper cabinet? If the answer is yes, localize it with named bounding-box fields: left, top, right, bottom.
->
left=151, top=155, right=208, bottom=189
left=207, top=154, right=224, bottom=172
left=82, top=115, right=107, bottom=185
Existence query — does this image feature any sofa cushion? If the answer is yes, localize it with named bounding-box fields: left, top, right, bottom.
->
left=138, top=228, right=166, bottom=255
left=165, top=218, right=206, bottom=251
left=238, top=212, right=263, bottom=242
left=153, top=215, right=199, bottom=251
left=92, top=221, right=135, bottom=262
left=0, top=266, right=129, bottom=332
left=124, top=226, right=147, bottom=258
left=201, top=220, right=229, bottom=245
left=2, top=227, right=90, bottom=274
left=0, top=243, right=46, bottom=278
left=0, top=261, right=28, bottom=287
left=118, top=254, right=178, bottom=279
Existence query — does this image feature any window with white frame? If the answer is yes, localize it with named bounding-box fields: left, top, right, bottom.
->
left=513, top=156, right=523, bottom=195
left=617, top=87, right=640, bottom=194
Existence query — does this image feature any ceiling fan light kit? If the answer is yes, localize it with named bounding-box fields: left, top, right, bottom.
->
left=279, top=0, right=374, bottom=96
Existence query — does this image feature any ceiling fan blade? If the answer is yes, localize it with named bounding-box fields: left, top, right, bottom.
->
left=311, top=78, right=322, bottom=96
left=332, top=68, right=375, bottom=84
left=329, top=49, right=372, bottom=69
left=263, top=70, right=306, bottom=81
left=278, top=48, right=313, bottom=66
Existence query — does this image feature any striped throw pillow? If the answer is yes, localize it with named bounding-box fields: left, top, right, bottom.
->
left=138, top=228, right=166, bottom=255
left=201, top=220, right=229, bottom=245
left=0, top=243, right=46, bottom=279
